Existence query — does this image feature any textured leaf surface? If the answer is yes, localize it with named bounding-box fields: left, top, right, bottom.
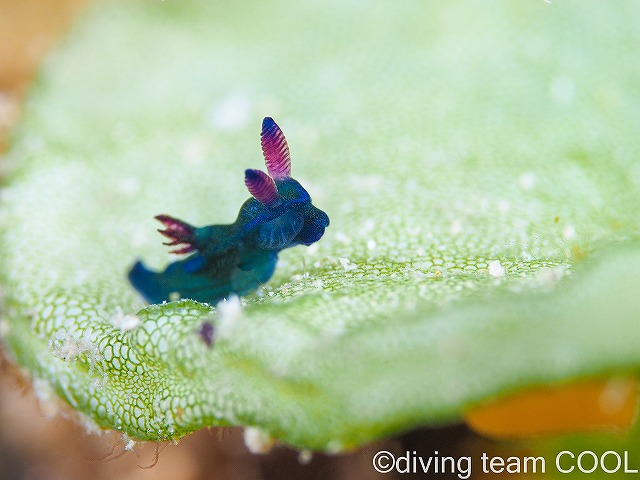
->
left=2, top=0, right=640, bottom=451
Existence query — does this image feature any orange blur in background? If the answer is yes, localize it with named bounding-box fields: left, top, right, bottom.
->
left=0, top=0, right=88, bottom=150
left=465, top=377, right=639, bottom=439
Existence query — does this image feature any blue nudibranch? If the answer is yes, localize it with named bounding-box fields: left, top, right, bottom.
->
left=128, top=117, right=330, bottom=304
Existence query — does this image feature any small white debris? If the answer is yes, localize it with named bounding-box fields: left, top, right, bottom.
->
left=449, top=220, right=462, bottom=235
left=124, top=439, right=137, bottom=452
left=339, top=257, right=357, bottom=271
left=77, top=411, right=103, bottom=436
left=335, top=231, right=352, bottom=244
left=207, top=92, right=252, bottom=131
left=563, top=225, right=576, bottom=239
left=217, top=295, right=242, bottom=338
left=366, top=239, right=377, bottom=250
left=518, top=172, right=536, bottom=191
left=362, top=219, right=376, bottom=234
left=243, top=427, right=275, bottom=454
left=298, top=450, right=313, bottom=464
left=325, top=440, right=345, bottom=454
left=51, top=330, right=96, bottom=361
left=117, top=176, right=140, bottom=196
left=498, top=200, right=511, bottom=213
left=535, top=266, right=566, bottom=287
left=111, top=307, right=141, bottom=331
left=488, top=260, right=505, bottom=278
left=169, top=291, right=181, bottom=302
left=33, top=378, right=62, bottom=418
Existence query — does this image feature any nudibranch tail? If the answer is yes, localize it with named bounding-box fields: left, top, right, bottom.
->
left=244, top=169, right=280, bottom=207
left=261, top=117, right=291, bottom=179
left=155, top=214, right=197, bottom=254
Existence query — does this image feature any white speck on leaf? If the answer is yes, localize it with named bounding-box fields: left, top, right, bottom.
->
left=51, top=330, right=96, bottom=362
left=449, top=220, right=462, bottom=235
left=536, top=266, right=566, bottom=287
left=339, top=257, right=357, bottom=271
left=488, top=260, right=505, bottom=278
left=217, top=295, right=242, bottom=338
left=335, top=231, right=352, bottom=244
left=117, top=176, right=140, bottom=196
left=207, top=92, right=252, bottom=131
left=563, top=225, right=576, bottom=239
left=33, top=378, right=62, bottom=418
left=111, top=307, right=141, bottom=331
left=518, top=172, right=536, bottom=190
left=498, top=200, right=511, bottom=213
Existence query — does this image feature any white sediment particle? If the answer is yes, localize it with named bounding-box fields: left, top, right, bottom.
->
left=366, top=239, right=377, bottom=250
left=449, top=220, right=462, bottom=235
left=33, top=378, right=62, bottom=418
left=362, top=219, right=376, bottom=234
left=488, top=260, right=505, bottom=278
left=535, top=266, right=566, bottom=287
left=124, top=439, right=137, bottom=451
left=51, top=330, right=96, bottom=361
left=518, top=171, right=536, bottom=190
left=335, top=231, right=352, bottom=244
left=339, top=257, right=357, bottom=271
left=498, top=200, right=511, bottom=213
left=243, top=427, right=275, bottom=454
left=217, top=295, right=242, bottom=338
left=77, top=411, right=103, bottom=435
left=563, top=225, right=576, bottom=239
left=111, top=307, right=141, bottom=331
left=130, top=227, right=150, bottom=248
left=207, top=92, right=251, bottom=131
left=298, top=450, right=313, bottom=464
left=117, top=176, right=140, bottom=196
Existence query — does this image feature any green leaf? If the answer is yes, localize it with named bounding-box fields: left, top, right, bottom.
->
left=2, top=0, right=640, bottom=451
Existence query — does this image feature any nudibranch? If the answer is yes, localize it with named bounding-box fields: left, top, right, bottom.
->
left=128, top=117, right=329, bottom=304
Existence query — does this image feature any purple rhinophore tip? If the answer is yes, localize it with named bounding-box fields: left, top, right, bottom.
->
left=244, top=169, right=280, bottom=207
left=261, top=117, right=291, bottom=180
left=155, top=214, right=196, bottom=255
left=198, top=321, right=215, bottom=347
